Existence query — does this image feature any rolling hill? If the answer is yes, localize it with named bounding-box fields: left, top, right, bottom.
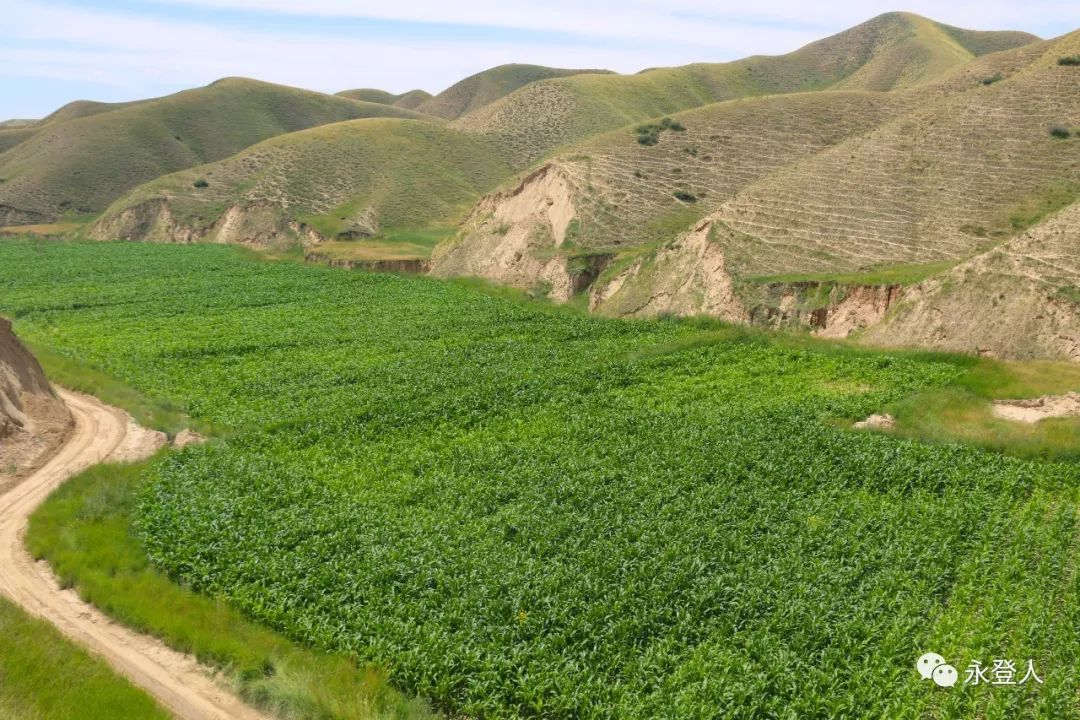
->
left=0, top=78, right=426, bottom=226
left=451, top=12, right=1038, bottom=165
left=430, top=25, right=1076, bottom=357
left=336, top=88, right=434, bottom=110
left=414, top=64, right=613, bottom=120
left=90, top=118, right=512, bottom=252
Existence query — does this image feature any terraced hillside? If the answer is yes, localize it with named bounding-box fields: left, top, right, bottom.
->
left=452, top=12, right=1036, bottom=165
left=863, top=201, right=1080, bottom=361
left=336, top=88, right=434, bottom=110
left=433, top=27, right=1077, bottom=354
left=415, top=64, right=612, bottom=120
left=0, top=78, right=426, bottom=225
left=91, top=119, right=512, bottom=248
left=432, top=91, right=917, bottom=300
left=707, top=32, right=1080, bottom=280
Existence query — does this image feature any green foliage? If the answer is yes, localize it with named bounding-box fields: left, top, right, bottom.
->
left=673, top=190, right=698, bottom=203
left=634, top=117, right=687, bottom=146
left=1058, top=56, right=1080, bottom=66
left=27, top=459, right=434, bottom=720
left=1050, top=126, right=1072, bottom=139
left=193, top=178, right=209, bottom=188
left=4, top=241, right=1080, bottom=718
left=980, top=73, right=1004, bottom=85
left=0, top=596, right=170, bottom=719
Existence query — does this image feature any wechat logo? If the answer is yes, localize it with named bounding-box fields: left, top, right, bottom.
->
left=918, top=652, right=958, bottom=687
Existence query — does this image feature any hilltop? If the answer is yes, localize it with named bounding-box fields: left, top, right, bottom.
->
left=414, top=64, right=613, bottom=120
left=336, top=88, right=434, bottom=110
left=0, top=78, right=426, bottom=225
left=451, top=12, right=1037, bottom=165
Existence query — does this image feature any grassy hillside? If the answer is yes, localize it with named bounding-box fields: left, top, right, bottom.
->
left=91, top=118, right=513, bottom=247
left=709, top=30, right=1080, bottom=279
left=415, top=64, right=612, bottom=120
left=0, top=119, right=36, bottom=129
left=433, top=27, right=1063, bottom=315
left=453, top=12, right=1036, bottom=165
left=39, top=98, right=149, bottom=125
left=0, top=78, right=427, bottom=225
left=4, top=240, right=1080, bottom=718
left=337, top=88, right=434, bottom=110
left=0, top=127, right=36, bottom=154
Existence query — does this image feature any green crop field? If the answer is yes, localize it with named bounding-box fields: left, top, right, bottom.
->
left=2, top=240, right=1079, bottom=718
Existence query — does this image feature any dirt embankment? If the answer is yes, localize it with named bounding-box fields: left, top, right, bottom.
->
left=0, top=318, right=71, bottom=488
left=90, top=198, right=327, bottom=249
left=430, top=164, right=584, bottom=300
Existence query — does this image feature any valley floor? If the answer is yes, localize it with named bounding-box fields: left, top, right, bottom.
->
left=2, top=239, right=1080, bottom=718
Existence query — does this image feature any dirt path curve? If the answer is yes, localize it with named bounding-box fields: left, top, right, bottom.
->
left=0, top=389, right=270, bottom=720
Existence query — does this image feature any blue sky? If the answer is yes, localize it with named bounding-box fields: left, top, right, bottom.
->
left=2, top=0, right=1078, bottom=119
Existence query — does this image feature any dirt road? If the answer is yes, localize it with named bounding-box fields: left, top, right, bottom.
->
left=0, top=388, right=269, bottom=720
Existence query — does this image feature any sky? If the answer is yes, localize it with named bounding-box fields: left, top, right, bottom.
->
left=2, top=1, right=1078, bottom=119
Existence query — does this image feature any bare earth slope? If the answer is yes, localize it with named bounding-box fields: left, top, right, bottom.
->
left=863, top=201, right=1080, bottom=361
left=0, top=319, right=70, bottom=485
left=0, top=78, right=427, bottom=225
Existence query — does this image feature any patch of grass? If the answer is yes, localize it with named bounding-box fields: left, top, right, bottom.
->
left=0, top=596, right=170, bottom=719
left=26, top=459, right=434, bottom=720
left=887, top=357, right=1080, bottom=461
left=634, top=117, right=688, bottom=146
left=747, top=260, right=958, bottom=286
left=1004, top=181, right=1080, bottom=232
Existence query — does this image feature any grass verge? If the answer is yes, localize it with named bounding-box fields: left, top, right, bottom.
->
left=883, top=358, right=1080, bottom=460
left=22, top=340, right=212, bottom=437
left=0, top=596, right=171, bottom=719
left=26, top=459, right=435, bottom=720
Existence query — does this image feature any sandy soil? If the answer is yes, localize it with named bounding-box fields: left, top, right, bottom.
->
left=853, top=413, right=897, bottom=430
left=992, top=392, right=1080, bottom=423
left=0, top=389, right=268, bottom=720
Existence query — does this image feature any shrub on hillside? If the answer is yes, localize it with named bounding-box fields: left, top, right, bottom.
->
left=1049, top=126, right=1071, bottom=139
left=635, top=118, right=687, bottom=146
left=673, top=190, right=698, bottom=203
left=1058, top=56, right=1080, bottom=66
left=980, top=73, right=1004, bottom=85
left=193, top=178, right=209, bottom=188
